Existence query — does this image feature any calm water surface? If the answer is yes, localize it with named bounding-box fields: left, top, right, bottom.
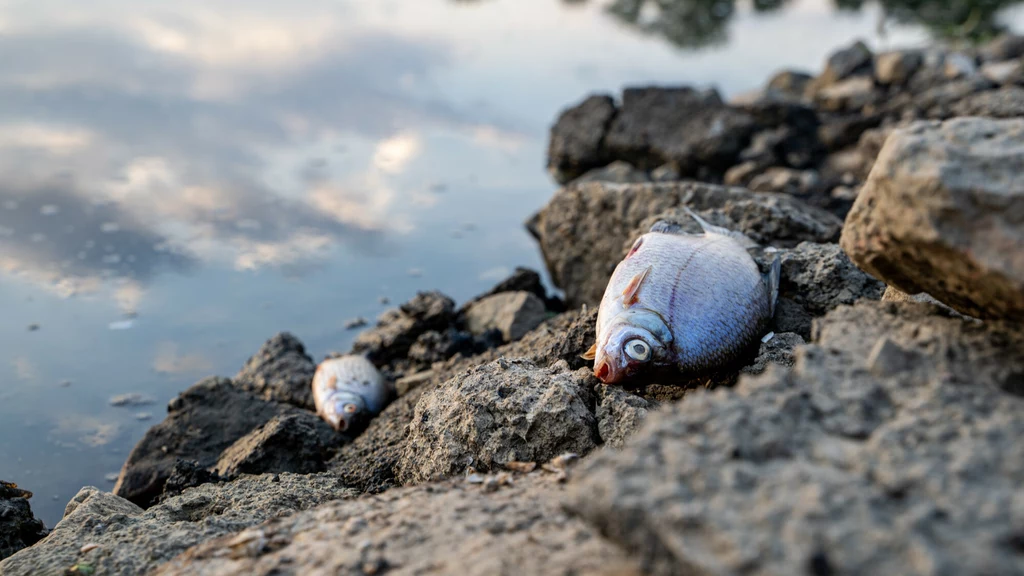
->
left=0, top=0, right=1019, bottom=526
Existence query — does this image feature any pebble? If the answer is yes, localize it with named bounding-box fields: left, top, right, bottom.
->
left=344, top=317, right=368, bottom=330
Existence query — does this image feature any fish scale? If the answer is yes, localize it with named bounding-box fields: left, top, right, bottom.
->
left=590, top=211, right=778, bottom=383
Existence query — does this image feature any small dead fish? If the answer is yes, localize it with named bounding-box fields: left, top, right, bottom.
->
left=312, top=355, right=392, bottom=433
left=585, top=208, right=779, bottom=384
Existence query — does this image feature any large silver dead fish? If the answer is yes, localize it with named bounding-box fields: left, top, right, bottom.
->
left=312, top=355, right=392, bottom=432
left=584, top=208, right=779, bottom=384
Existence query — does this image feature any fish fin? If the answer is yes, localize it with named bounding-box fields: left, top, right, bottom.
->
left=581, top=343, right=598, bottom=361
left=621, top=266, right=652, bottom=307
left=649, top=220, right=689, bottom=235
left=683, top=207, right=760, bottom=249
left=763, top=255, right=781, bottom=317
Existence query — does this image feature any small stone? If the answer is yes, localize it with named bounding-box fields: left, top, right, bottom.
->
left=875, top=50, right=923, bottom=85
left=816, top=76, right=878, bottom=111
left=344, top=317, right=368, bottom=330
left=979, top=33, right=1024, bottom=62
left=766, top=70, right=814, bottom=98
left=818, top=41, right=874, bottom=86
left=980, top=60, right=1024, bottom=85
left=504, top=461, right=537, bottom=473
left=462, top=292, right=547, bottom=343
left=723, top=161, right=763, bottom=187
left=80, top=543, right=100, bottom=554
left=944, top=52, right=978, bottom=79
left=650, top=163, right=681, bottom=182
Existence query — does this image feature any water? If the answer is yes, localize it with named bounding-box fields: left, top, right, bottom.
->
left=0, top=0, right=1019, bottom=527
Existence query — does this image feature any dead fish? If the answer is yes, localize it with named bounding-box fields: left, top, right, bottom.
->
left=312, top=355, right=392, bottom=432
left=584, top=208, right=779, bottom=384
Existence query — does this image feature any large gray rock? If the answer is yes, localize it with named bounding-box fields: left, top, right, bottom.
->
left=396, top=359, right=599, bottom=484
left=0, top=474, right=357, bottom=576
left=817, top=40, right=874, bottom=87
left=351, top=291, right=457, bottom=366
left=774, top=241, right=886, bottom=336
left=112, top=377, right=309, bottom=508
left=567, top=300, right=1024, bottom=575
left=213, top=413, right=342, bottom=478
left=531, top=181, right=843, bottom=307
left=547, top=94, right=617, bottom=183
left=841, top=118, right=1024, bottom=321
left=603, top=87, right=757, bottom=175
left=463, top=291, right=548, bottom=343
left=0, top=483, right=47, bottom=561
left=152, top=474, right=637, bottom=576
left=232, top=332, right=316, bottom=410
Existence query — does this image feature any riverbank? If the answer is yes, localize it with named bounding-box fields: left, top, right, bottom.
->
left=3, top=35, right=1024, bottom=575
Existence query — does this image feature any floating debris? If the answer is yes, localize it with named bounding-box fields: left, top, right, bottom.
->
left=344, top=317, right=368, bottom=330
left=104, top=473, right=119, bottom=483
left=108, top=319, right=134, bottom=330
left=27, top=323, right=40, bottom=332
left=134, top=412, right=152, bottom=421
left=109, top=393, right=155, bottom=407
left=59, top=380, right=72, bottom=388
left=378, top=296, right=390, bottom=305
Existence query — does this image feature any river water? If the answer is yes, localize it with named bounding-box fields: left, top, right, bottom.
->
left=0, top=0, right=1019, bottom=526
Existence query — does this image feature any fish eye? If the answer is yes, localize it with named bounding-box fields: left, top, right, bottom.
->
left=343, top=403, right=358, bottom=414
left=624, top=339, right=651, bottom=362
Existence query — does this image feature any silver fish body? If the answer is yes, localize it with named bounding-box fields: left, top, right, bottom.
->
left=590, top=211, right=779, bottom=384
left=312, top=355, right=391, bottom=432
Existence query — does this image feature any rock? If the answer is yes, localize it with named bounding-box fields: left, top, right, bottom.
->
left=152, top=474, right=637, bottom=576
left=944, top=52, right=978, bottom=79
left=547, top=94, right=617, bottom=183
left=723, top=161, right=763, bottom=186
left=650, top=163, right=681, bottom=182
left=816, top=40, right=874, bottom=87
left=462, top=266, right=563, bottom=314
left=0, top=475, right=357, bottom=576
left=351, top=291, right=456, bottom=366
left=979, top=33, right=1024, bottom=62
left=840, top=117, right=1024, bottom=321
left=740, top=331, right=805, bottom=375
left=775, top=242, right=885, bottom=336
left=232, top=332, right=316, bottom=410
left=914, top=76, right=992, bottom=118
left=811, top=301, right=1024, bottom=395
left=951, top=86, right=1024, bottom=118
left=603, top=87, right=757, bottom=175
left=574, top=160, right=650, bottom=184
left=880, top=285, right=962, bottom=316
left=531, top=181, right=843, bottom=307
left=815, top=76, right=878, bottom=112
left=817, top=112, right=882, bottom=151
left=0, top=483, right=47, bottom=561
left=406, top=328, right=481, bottom=367
left=396, top=359, right=598, bottom=484
left=157, top=461, right=223, bottom=503
left=875, top=50, right=923, bottom=85
left=213, top=413, right=341, bottom=478
left=766, top=69, right=814, bottom=98
left=112, top=377, right=305, bottom=508
left=981, top=60, right=1024, bottom=85
left=463, top=291, right=548, bottom=343
left=748, top=167, right=821, bottom=197
left=566, top=300, right=1024, bottom=576
left=594, top=385, right=656, bottom=448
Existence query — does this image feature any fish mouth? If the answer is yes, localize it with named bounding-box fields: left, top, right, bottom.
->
left=594, top=359, right=623, bottom=384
